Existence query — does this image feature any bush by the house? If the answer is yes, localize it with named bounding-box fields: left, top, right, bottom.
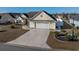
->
left=66, top=34, right=78, bottom=41
left=10, top=24, right=16, bottom=29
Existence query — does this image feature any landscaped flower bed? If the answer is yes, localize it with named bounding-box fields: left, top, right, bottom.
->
left=47, top=31, right=79, bottom=50
left=55, top=29, right=79, bottom=41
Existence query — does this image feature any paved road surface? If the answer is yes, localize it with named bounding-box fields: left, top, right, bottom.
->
left=0, top=43, right=52, bottom=51
left=0, top=43, right=65, bottom=51
left=7, top=29, right=51, bottom=49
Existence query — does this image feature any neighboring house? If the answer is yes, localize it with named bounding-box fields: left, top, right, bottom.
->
left=0, top=13, right=15, bottom=24
left=69, top=14, right=79, bottom=27
left=54, top=14, right=73, bottom=29
left=9, top=13, right=28, bottom=25
left=56, top=15, right=64, bottom=31
left=25, top=11, right=56, bottom=30
left=69, top=19, right=79, bottom=27
left=0, top=13, right=27, bottom=25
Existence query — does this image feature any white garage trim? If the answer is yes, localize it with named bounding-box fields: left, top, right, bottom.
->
left=29, top=21, right=35, bottom=28
left=36, top=22, right=50, bottom=29
left=29, top=21, right=56, bottom=30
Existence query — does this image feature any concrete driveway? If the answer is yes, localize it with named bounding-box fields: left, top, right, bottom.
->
left=6, top=29, right=51, bottom=49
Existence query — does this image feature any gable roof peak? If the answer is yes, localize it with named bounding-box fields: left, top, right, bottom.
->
left=24, top=10, right=56, bottom=21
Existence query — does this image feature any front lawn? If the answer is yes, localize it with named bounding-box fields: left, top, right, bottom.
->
left=47, top=31, right=79, bottom=50
left=0, top=25, right=28, bottom=42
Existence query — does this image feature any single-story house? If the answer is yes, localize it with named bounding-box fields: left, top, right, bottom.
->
left=0, top=13, right=27, bottom=25
left=0, top=13, right=15, bottom=24
left=9, top=13, right=28, bottom=24
left=25, top=11, right=56, bottom=30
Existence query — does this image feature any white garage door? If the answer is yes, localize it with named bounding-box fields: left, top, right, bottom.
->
left=36, top=22, right=49, bottom=29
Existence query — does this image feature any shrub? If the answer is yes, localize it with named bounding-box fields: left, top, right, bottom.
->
left=66, top=34, right=78, bottom=41
left=66, top=34, right=72, bottom=41
left=10, top=24, right=16, bottom=29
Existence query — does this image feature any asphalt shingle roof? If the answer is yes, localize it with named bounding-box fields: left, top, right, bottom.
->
left=24, top=11, right=56, bottom=21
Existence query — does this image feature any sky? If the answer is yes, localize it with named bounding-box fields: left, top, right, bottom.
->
left=0, top=7, right=79, bottom=13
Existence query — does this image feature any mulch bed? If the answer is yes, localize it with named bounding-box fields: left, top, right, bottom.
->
left=47, top=32, right=79, bottom=50
left=0, top=28, right=27, bottom=42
